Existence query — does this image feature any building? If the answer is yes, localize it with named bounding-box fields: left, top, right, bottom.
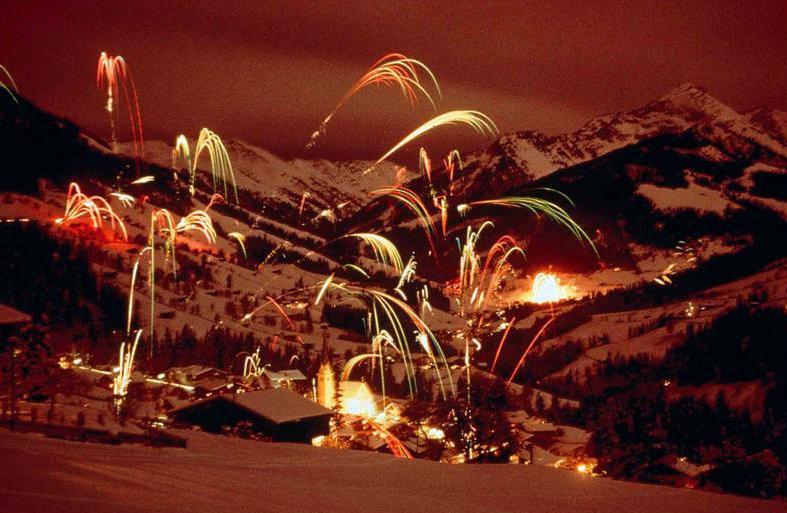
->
left=169, top=388, right=331, bottom=443
left=316, top=361, right=336, bottom=409
left=263, top=369, right=307, bottom=389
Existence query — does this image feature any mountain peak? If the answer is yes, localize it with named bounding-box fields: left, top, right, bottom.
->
left=660, top=82, right=738, bottom=121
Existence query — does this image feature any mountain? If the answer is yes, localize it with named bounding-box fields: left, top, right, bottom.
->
left=450, top=83, right=787, bottom=200
left=118, top=138, right=404, bottom=214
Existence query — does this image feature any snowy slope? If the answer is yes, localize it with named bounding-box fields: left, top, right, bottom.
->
left=451, top=83, right=787, bottom=199
left=1, top=430, right=783, bottom=513
left=119, top=138, right=406, bottom=212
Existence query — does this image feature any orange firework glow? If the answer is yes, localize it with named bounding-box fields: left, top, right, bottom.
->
left=96, top=52, right=144, bottom=170
left=55, top=182, right=128, bottom=241
left=529, top=272, right=572, bottom=304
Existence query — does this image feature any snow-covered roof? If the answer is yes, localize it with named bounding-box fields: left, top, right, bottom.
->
left=264, top=369, right=307, bottom=381
left=229, top=389, right=331, bottom=424
left=0, top=304, right=30, bottom=326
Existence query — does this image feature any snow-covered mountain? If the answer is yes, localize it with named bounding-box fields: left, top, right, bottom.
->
left=451, top=83, right=787, bottom=200
left=119, top=138, right=405, bottom=213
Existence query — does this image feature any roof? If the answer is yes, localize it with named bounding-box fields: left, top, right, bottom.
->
left=0, top=304, right=30, bottom=326
left=195, top=376, right=229, bottom=392
left=263, top=369, right=307, bottom=381
left=174, top=388, right=330, bottom=424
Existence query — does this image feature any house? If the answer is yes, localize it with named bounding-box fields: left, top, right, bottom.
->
left=263, top=369, right=307, bottom=388
left=169, top=388, right=331, bottom=443
left=0, top=303, right=30, bottom=329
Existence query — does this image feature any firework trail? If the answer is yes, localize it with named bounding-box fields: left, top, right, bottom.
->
left=55, top=183, right=128, bottom=240
left=96, top=52, right=144, bottom=171
left=171, top=134, right=191, bottom=183
left=394, top=255, right=417, bottom=300
left=243, top=347, right=268, bottom=378
left=343, top=264, right=370, bottom=279
left=340, top=353, right=382, bottom=382
left=490, top=317, right=516, bottom=374
left=327, top=281, right=454, bottom=399
left=419, top=148, right=432, bottom=185
left=506, top=316, right=557, bottom=385
left=366, top=110, right=497, bottom=172
left=130, top=175, right=155, bottom=185
left=306, top=53, right=440, bottom=149
left=457, top=193, right=598, bottom=256
left=371, top=186, right=439, bottom=261
left=340, top=233, right=404, bottom=273
left=0, top=64, right=19, bottom=103
left=228, top=232, right=247, bottom=258
left=113, top=329, right=143, bottom=397
left=298, top=191, right=311, bottom=219
left=178, top=128, right=238, bottom=202
left=444, top=150, right=462, bottom=185
left=110, top=192, right=136, bottom=208
left=315, top=273, right=335, bottom=305
left=205, top=193, right=225, bottom=211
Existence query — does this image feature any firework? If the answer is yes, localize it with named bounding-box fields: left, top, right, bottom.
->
left=340, top=353, right=382, bottom=382
left=0, top=64, right=19, bottom=103
left=96, top=52, right=144, bottom=168
left=205, top=193, right=225, bottom=211
left=444, top=149, right=462, bottom=185
left=113, top=330, right=142, bottom=397
left=110, top=192, right=136, bottom=208
left=171, top=134, right=191, bottom=182
left=419, top=148, right=432, bottom=184
left=506, top=316, right=557, bottom=385
left=457, top=194, right=597, bottom=255
left=394, top=255, right=417, bottom=300
left=55, top=183, right=128, bottom=241
left=314, top=273, right=335, bottom=305
left=366, top=110, right=498, bottom=171
left=341, top=233, right=404, bottom=273
left=184, top=128, right=238, bottom=202
left=298, top=191, right=311, bottom=218
left=228, top=232, right=247, bottom=258
left=490, top=317, right=516, bottom=374
left=327, top=281, right=454, bottom=399
left=129, top=176, right=155, bottom=185
left=343, top=264, right=370, bottom=279
left=530, top=272, right=573, bottom=303
left=307, top=53, right=440, bottom=148
left=371, top=186, right=439, bottom=260
left=243, top=347, right=268, bottom=378
left=175, top=209, right=217, bottom=244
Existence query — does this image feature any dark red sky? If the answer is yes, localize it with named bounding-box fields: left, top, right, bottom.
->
left=1, top=1, right=785, bottom=162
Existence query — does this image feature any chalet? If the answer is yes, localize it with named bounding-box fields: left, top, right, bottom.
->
left=169, top=388, right=331, bottom=443
left=263, top=369, right=307, bottom=388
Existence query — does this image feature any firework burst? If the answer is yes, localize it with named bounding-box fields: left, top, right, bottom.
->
left=307, top=53, right=440, bottom=148
left=55, top=183, right=128, bottom=240
left=366, top=110, right=498, bottom=171
left=96, top=52, right=144, bottom=170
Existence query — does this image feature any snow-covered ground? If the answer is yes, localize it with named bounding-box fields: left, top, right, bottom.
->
left=1, top=430, right=783, bottom=513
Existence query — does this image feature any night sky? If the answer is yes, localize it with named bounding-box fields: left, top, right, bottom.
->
left=1, top=1, right=785, bottom=162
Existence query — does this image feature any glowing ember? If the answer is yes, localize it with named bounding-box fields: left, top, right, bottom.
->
left=529, top=273, right=571, bottom=304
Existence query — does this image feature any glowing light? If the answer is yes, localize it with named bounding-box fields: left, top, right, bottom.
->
left=529, top=273, right=571, bottom=304
left=113, top=330, right=142, bottom=397
left=367, top=110, right=498, bottom=171
left=0, top=64, right=20, bottom=103
left=56, top=182, right=128, bottom=241
left=96, top=52, right=144, bottom=169
left=228, top=232, right=247, bottom=258
left=307, top=53, right=440, bottom=148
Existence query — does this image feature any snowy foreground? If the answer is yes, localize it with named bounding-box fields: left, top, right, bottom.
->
left=1, top=431, right=784, bottom=513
